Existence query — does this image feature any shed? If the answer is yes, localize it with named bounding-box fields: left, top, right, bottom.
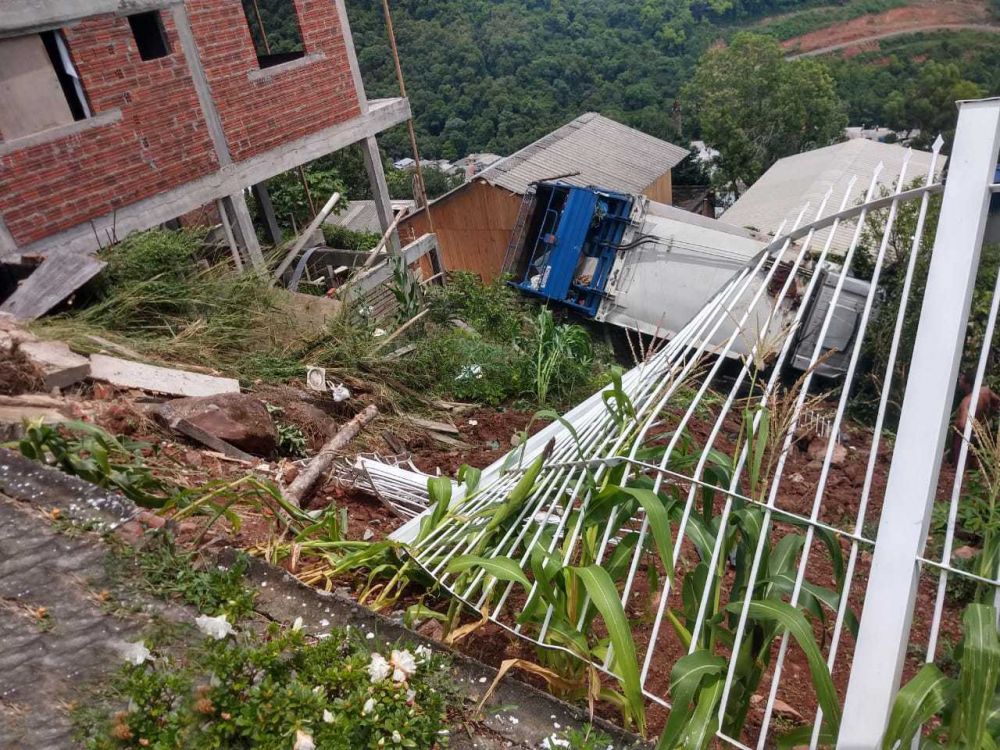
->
left=722, top=139, right=945, bottom=256
left=399, top=113, right=688, bottom=282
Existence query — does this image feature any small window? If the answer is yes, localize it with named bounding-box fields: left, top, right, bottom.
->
left=128, top=11, right=171, bottom=61
left=240, top=0, right=305, bottom=69
left=0, top=31, right=90, bottom=140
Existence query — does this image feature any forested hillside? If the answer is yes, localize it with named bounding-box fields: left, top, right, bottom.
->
left=344, top=0, right=842, bottom=159
left=342, top=0, right=998, bottom=161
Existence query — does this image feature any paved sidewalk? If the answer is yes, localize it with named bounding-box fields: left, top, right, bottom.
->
left=0, top=450, right=189, bottom=749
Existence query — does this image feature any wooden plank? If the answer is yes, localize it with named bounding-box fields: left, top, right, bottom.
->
left=427, top=432, right=472, bottom=450
left=170, top=418, right=255, bottom=462
left=272, top=191, right=341, bottom=283
left=89, top=354, right=240, bottom=397
left=0, top=253, right=106, bottom=320
left=407, top=415, right=460, bottom=435
left=343, top=234, right=438, bottom=298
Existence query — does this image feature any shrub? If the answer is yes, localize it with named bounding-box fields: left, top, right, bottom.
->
left=427, top=272, right=527, bottom=342
left=77, top=628, right=453, bottom=750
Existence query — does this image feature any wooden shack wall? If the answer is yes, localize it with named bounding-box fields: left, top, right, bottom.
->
left=642, top=171, right=673, bottom=205
left=400, top=180, right=523, bottom=283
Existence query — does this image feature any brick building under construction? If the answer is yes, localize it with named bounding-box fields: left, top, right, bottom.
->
left=0, top=0, right=407, bottom=269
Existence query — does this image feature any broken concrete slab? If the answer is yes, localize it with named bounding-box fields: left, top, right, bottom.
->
left=89, top=354, right=240, bottom=398
left=0, top=253, right=105, bottom=320
left=16, top=340, right=90, bottom=389
left=153, top=393, right=277, bottom=456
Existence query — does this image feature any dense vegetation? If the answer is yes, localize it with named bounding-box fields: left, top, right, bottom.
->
left=345, top=0, right=836, bottom=160
left=345, top=0, right=997, bottom=163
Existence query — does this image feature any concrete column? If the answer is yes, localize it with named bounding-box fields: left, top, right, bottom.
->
left=361, top=136, right=400, bottom=253
left=252, top=182, right=282, bottom=246
left=223, top=193, right=265, bottom=269
left=0, top=215, right=17, bottom=258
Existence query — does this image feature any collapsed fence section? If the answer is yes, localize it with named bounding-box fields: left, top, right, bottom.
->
left=395, top=99, right=1000, bottom=747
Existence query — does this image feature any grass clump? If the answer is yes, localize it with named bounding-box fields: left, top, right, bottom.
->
left=77, top=626, right=453, bottom=750
left=34, top=229, right=301, bottom=384
left=107, top=533, right=256, bottom=620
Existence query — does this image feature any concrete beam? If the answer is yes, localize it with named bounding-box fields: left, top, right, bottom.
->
left=334, top=0, right=370, bottom=112
left=361, top=136, right=400, bottom=253
left=14, top=98, right=411, bottom=258
left=1, top=0, right=179, bottom=36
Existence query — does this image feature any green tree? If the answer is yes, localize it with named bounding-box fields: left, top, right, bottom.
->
left=386, top=166, right=464, bottom=201
left=683, top=32, right=846, bottom=192
left=884, top=61, right=985, bottom=149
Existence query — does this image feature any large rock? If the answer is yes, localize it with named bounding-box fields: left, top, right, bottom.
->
left=154, top=394, right=278, bottom=456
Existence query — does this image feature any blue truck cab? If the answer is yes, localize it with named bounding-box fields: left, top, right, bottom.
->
left=507, top=182, right=635, bottom=317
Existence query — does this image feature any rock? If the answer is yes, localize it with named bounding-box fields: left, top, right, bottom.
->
left=806, top=438, right=847, bottom=466
left=789, top=473, right=805, bottom=484
left=154, top=394, right=278, bottom=456
left=416, top=618, right=445, bottom=642
left=954, top=545, right=980, bottom=561
left=772, top=699, right=803, bottom=722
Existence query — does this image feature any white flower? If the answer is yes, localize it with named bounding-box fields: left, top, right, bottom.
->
left=405, top=688, right=416, bottom=703
left=120, top=641, right=151, bottom=665
left=362, top=697, right=376, bottom=715
left=390, top=649, right=417, bottom=683
left=368, top=653, right=391, bottom=683
left=292, top=616, right=304, bottom=631
left=293, top=729, right=316, bottom=750
left=195, top=614, right=233, bottom=640
left=414, top=645, right=432, bottom=664
left=323, top=709, right=335, bottom=724
left=392, top=730, right=402, bottom=744
left=372, top=328, right=387, bottom=338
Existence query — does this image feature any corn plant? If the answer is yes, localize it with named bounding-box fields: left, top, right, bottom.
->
left=882, top=603, right=1000, bottom=749
left=531, top=307, right=593, bottom=405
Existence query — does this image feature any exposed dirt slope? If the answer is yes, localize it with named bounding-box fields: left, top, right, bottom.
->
left=781, top=0, right=999, bottom=57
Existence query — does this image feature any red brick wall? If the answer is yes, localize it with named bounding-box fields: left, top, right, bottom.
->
left=187, top=0, right=362, bottom=162
left=0, top=0, right=363, bottom=248
left=0, top=13, right=219, bottom=246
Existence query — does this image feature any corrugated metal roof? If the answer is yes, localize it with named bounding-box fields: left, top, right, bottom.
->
left=326, top=200, right=414, bottom=234
left=479, top=112, right=689, bottom=195
left=721, top=139, right=946, bottom=256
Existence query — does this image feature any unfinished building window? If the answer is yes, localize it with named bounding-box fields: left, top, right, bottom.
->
left=128, top=11, right=171, bottom=61
left=240, top=0, right=306, bottom=69
left=0, top=31, right=90, bottom=141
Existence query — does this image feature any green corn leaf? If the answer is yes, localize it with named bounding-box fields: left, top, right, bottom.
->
left=447, top=555, right=531, bottom=590
left=958, top=603, right=1000, bottom=746
left=605, top=532, right=641, bottom=583
left=456, top=464, right=482, bottom=494
left=404, top=603, right=448, bottom=627
left=621, top=487, right=676, bottom=583
left=657, top=651, right=726, bottom=750
left=416, top=475, right=454, bottom=543
left=680, top=672, right=725, bottom=750
left=775, top=724, right=837, bottom=749
left=765, top=572, right=860, bottom=638
left=570, top=565, right=646, bottom=737
left=767, top=534, right=805, bottom=580
left=728, top=599, right=841, bottom=730
left=882, top=664, right=951, bottom=750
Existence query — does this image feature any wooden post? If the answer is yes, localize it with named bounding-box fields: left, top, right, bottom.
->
left=286, top=405, right=379, bottom=506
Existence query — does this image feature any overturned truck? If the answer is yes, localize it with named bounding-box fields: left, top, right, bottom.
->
left=502, top=181, right=869, bottom=377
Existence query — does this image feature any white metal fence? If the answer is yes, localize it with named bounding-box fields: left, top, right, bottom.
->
left=394, top=97, right=1000, bottom=748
